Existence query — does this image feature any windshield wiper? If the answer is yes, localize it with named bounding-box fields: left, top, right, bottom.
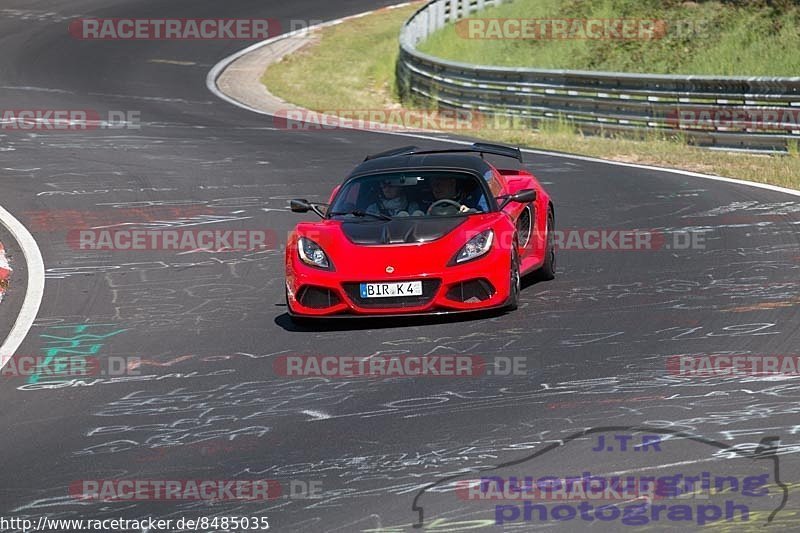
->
left=328, top=209, right=392, bottom=221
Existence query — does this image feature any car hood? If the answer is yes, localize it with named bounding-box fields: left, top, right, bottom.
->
left=340, top=217, right=467, bottom=245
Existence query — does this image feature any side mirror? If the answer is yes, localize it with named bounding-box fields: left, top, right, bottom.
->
left=499, top=188, right=537, bottom=209
left=290, top=198, right=327, bottom=218
left=290, top=199, right=312, bottom=213
left=511, top=189, right=537, bottom=203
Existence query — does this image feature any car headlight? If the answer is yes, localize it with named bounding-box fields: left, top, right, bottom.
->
left=453, top=230, right=494, bottom=264
left=298, top=237, right=332, bottom=269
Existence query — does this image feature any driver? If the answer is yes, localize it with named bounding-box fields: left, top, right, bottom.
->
left=366, top=179, right=421, bottom=217
left=429, top=176, right=471, bottom=214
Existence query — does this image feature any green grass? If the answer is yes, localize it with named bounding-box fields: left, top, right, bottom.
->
left=262, top=3, right=800, bottom=190
left=418, top=0, right=800, bottom=76
left=262, top=6, right=414, bottom=110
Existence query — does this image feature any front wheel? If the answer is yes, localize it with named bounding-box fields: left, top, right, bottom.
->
left=506, top=246, right=521, bottom=311
left=534, top=210, right=556, bottom=281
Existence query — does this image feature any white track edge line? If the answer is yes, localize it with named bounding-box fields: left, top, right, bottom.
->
left=0, top=204, right=45, bottom=370
left=206, top=2, right=416, bottom=116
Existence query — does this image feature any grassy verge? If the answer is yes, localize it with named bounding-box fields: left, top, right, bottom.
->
left=419, top=0, right=800, bottom=76
left=262, top=3, right=800, bottom=190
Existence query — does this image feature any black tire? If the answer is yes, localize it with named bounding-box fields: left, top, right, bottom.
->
left=506, top=246, right=521, bottom=311
left=535, top=210, right=556, bottom=281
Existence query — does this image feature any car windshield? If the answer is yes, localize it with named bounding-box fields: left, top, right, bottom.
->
left=328, top=171, right=491, bottom=219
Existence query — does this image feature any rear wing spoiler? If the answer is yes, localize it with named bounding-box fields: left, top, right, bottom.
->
left=364, top=142, right=523, bottom=163
left=471, top=142, right=523, bottom=162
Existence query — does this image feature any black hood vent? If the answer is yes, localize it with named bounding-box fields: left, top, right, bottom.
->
left=341, top=217, right=466, bottom=245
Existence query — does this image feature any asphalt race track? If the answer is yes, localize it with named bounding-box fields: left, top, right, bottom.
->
left=1, top=1, right=800, bottom=532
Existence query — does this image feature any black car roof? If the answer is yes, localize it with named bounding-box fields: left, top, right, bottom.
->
left=349, top=153, right=493, bottom=178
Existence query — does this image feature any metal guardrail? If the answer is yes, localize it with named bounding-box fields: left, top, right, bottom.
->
left=396, top=0, right=800, bottom=151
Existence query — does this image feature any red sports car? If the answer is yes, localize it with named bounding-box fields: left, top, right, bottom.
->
left=285, top=143, right=555, bottom=320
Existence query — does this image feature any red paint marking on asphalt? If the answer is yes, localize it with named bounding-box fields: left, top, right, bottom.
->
left=0, top=242, right=10, bottom=302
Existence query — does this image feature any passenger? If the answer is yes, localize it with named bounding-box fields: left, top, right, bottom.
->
left=366, top=180, right=421, bottom=217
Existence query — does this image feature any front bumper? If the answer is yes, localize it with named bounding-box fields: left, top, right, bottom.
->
left=286, top=246, right=511, bottom=317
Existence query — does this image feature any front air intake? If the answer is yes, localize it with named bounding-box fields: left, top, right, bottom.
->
left=297, top=286, right=341, bottom=309
left=446, top=279, right=495, bottom=303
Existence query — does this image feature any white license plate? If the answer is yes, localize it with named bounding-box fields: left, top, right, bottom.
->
left=360, top=281, right=423, bottom=298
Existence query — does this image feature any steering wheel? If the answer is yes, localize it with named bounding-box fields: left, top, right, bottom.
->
left=427, top=199, right=463, bottom=216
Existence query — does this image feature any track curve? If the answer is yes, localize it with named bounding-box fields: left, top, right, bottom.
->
left=1, top=1, right=799, bottom=531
